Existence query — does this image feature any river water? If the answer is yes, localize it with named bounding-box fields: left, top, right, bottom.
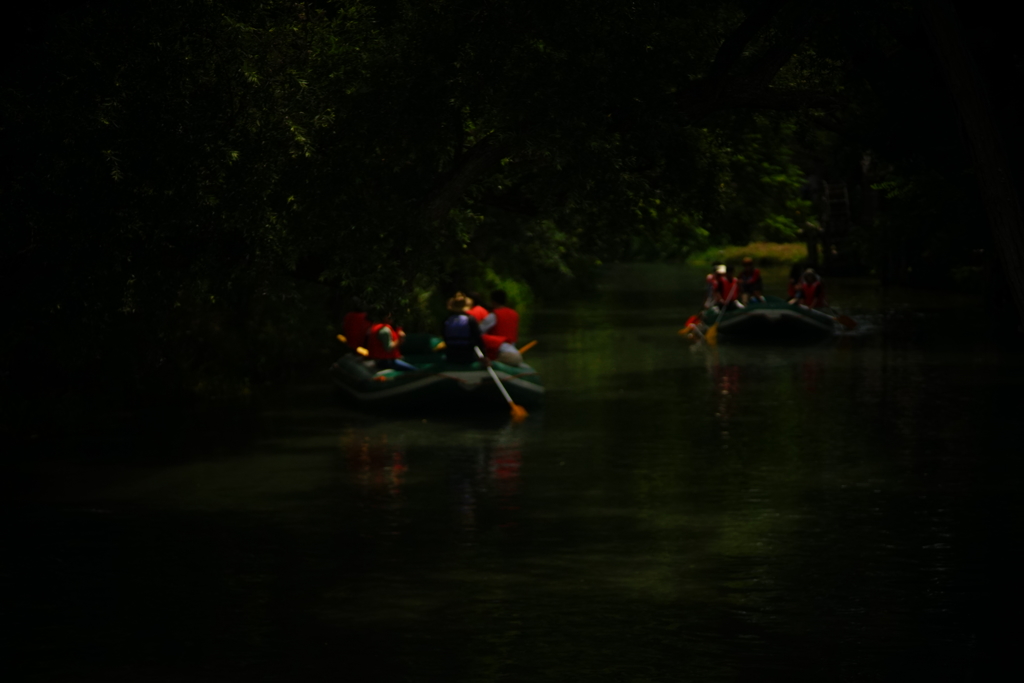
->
left=6, top=264, right=1022, bottom=682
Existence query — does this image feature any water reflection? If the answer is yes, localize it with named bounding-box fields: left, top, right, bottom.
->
left=8, top=264, right=1023, bottom=682
left=339, top=420, right=526, bottom=542
left=343, top=428, right=407, bottom=536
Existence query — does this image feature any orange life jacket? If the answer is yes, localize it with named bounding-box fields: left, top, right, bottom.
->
left=366, top=323, right=402, bottom=360
left=490, top=306, right=519, bottom=344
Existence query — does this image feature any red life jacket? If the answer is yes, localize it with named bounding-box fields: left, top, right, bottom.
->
left=715, top=275, right=739, bottom=303
left=341, top=311, right=369, bottom=350
left=798, top=280, right=823, bottom=308
left=481, top=333, right=505, bottom=360
left=741, top=268, right=762, bottom=287
left=366, top=323, right=402, bottom=360
left=468, top=305, right=488, bottom=322
left=490, top=306, right=519, bottom=344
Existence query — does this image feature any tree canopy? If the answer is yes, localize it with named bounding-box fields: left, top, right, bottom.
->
left=2, top=0, right=1021, bottom=410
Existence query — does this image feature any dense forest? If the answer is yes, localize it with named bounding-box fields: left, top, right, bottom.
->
left=2, top=0, right=1022, bottom=422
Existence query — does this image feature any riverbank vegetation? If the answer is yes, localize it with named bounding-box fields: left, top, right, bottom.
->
left=689, top=243, right=809, bottom=267
left=3, top=0, right=1021, bottom=428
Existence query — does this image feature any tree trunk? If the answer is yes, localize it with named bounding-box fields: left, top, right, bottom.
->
left=919, top=1, right=1024, bottom=331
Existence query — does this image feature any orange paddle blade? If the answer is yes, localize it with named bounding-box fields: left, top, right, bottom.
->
left=510, top=403, right=528, bottom=422
left=705, top=324, right=719, bottom=346
left=518, top=340, right=538, bottom=354
left=356, top=347, right=369, bottom=357
left=337, top=334, right=348, bottom=344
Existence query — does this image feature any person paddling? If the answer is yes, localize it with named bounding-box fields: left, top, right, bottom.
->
left=340, top=297, right=370, bottom=351
left=789, top=268, right=826, bottom=309
left=443, top=293, right=487, bottom=365
left=712, top=264, right=743, bottom=311
left=479, top=289, right=523, bottom=366
left=739, top=257, right=765, bottom=304
left=365, top=310, right=417, bottom=371
left=703, top=261, right=723, bottom=309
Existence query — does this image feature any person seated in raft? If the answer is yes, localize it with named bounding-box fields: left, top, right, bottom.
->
left=365, top=310, right=418, bottom=371
left=703, top=261, right=723, bottom=309
left=465, top=291, right=490, bottom=322
left=787, top=263, right=803, bottom=299
left=443, top=293, right=488, bottom=365
left=479, top=289, right=523, bottom=367
left=340, top=297, right=370, bottom=351
left=789, top=268, right=826, bottom=309
left=711, top=264, right=744, bottom=311
left=739, top=257, right=765, bottom=304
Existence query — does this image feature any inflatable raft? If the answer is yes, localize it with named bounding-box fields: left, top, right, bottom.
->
left=329, top=334, right=544, bottom=411
left=696, top=296, right=837, bottom=342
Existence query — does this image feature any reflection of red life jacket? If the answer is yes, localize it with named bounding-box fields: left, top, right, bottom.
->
left=341, top=311, right=369, bottom=350
left=788, top=281, right=797, bottom=298
left=468, top=305, right=488, bottom=322
left=797, top=280, right=823, bottom=307
left=491, top=306, right=519, bottom=344
left=482, top=333, right=505, bottom=360
left=366, top=323, right=402, bottom=360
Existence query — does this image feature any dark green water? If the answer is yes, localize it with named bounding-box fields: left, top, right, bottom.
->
left=6, top=264, right=1022, bottom=682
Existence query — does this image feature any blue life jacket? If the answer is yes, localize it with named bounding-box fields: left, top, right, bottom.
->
left=444, top=314, right=473, bottom=348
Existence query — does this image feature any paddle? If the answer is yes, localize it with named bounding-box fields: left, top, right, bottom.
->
left=518, top=340, right=538, bottom=354
left=824, top=306, right=858, bottom=330
left=705, top=279, right=741, bottom=346
left=475, top=346, right=528, bottom=422
left=336, top=334, right=369, bottom=356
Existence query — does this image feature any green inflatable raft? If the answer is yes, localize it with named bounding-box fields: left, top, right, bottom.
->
left=329, top=333, right=544, bottom=411
left=699, top=295, right=838, bottom=342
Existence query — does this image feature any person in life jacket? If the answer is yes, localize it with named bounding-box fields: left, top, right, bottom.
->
left=479, top=289, right=523, bottom=366
left=787, top=263, right=803, bottom=299
left=365, top=310, right=418, bottom=371
left=712, top=264, right=744, bottom=311
left=466, top=292, right=490, bottom=323
left=341, top=297, right=370, bottom=351
left=443, top=293, right=487, bottom=365
left=789, top=268, right=826, bottom=308
left=739, top=257, right=765, bottom=304
left=703, top=261, right=722, bottom=309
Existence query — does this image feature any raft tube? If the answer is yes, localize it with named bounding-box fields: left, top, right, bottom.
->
left=329, top=334, right=544, bottom=411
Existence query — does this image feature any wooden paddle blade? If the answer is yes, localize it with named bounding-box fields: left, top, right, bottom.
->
left=337, top=334, right=348, bottom=344
left=510, top=403, right=528, bottom=422
left=356, top=347, right=369, bottom=357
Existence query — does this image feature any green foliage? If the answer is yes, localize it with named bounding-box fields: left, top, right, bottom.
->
left=13, top=0, right=963, bottom=415
left=689, top=242, right=809, bottom=267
